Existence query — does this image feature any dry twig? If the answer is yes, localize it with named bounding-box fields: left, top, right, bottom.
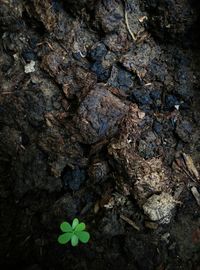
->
left=120, top=214, right=140, bottom=231
left=124, top=2, right=136, bottom=41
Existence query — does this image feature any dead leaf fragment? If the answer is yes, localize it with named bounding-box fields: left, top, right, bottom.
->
left=182, top=153, right=200, bottom=180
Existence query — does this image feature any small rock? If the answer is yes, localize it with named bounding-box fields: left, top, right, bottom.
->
left=143, top=193, right=177, bottom=224
left=131, top=89, right=153, bottom=106
left=150, top=90, right=162, bottom=110
left=176, top=120, right=193, bottom=142
left=24, top=60, right=35, bottom=73
left=22, top=50, right=37, bottom=62
left=75, top=84, right=128, bottom=144
left=89, top=43, right=107, bottom=61
left=138, top=111, right=145, bottom=119
left=150, top=90, right=161, bottom=100
left=91, top=61, right=110, bottom=81
left=108, top=67, right=134, bottom=92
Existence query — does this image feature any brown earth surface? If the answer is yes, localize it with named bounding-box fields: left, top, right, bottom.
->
left=0, top=0, right=200, bottom=269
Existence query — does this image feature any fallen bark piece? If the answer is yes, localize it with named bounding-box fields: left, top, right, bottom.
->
left=191, top=186, right=200, bottom=207
left=143, top=193, right=177, bottom=224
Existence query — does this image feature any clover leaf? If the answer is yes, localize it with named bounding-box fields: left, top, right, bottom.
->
left=58, top=218, right=90, bottom=247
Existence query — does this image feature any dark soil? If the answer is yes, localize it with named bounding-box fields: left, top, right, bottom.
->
left=0, top=0, right=200, bottom=269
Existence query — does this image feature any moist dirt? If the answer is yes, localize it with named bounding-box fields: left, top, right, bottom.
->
left=0, top=0, right=200, bottom=269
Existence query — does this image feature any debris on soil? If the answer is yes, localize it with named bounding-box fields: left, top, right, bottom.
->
left=182, top=153, right=200, bottom=181
left=0, top=0, right=200, bottom=269
left=108, top=106, right=173, bottom=207
left=143, top=193, right=177, bottom=224
left=191, top=186, right=200, bottom=207
left=120, top=214, right=140, bottom=231
left=144, top=221, right=159, bottom=230
left=88, top=160, right=110, bottom=184
left=24, top=60, right=36, bottom=73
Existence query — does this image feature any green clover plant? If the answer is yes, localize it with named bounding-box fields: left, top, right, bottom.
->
left=58, top=218, right=90, bottom=247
